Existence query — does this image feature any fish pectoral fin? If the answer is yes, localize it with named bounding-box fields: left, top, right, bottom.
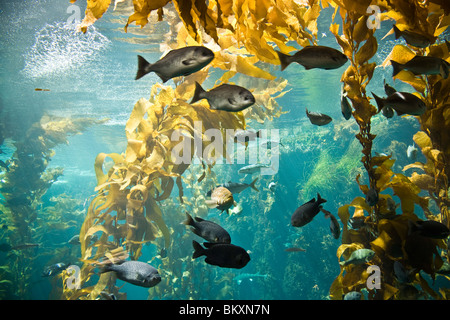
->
left=205, top=200, right=218, bottom=208
left=182, top=58, right=196, bottom=66
left=228, top=98, right=236, bottom=105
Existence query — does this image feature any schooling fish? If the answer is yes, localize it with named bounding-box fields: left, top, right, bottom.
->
left=276, top=46, right=348, bottom=71
left=182, top=212, right=231, bottom=244
left=190, top=82, right=256, bottom=112
left=135, top=46, right=214, bottom=82
left=306, top=108, right=332, bottom=126
left=192, top=240, right=250, bottom=269
left=99, top=261, right=161, bottom=288
left=207, top=179, right=259, bottom=196
left=392, top=24, right=435, bottom=48
left=205, top=187, right=236, bottom=214
left=291, top=193, right=327, bottom=228
left=372, top=91, right=426, bottom=116
left=339, top=248, right=375, bottom=266
left=408, top=220, right=450, bottom=239
left=391, top=56, right=450, bottom=79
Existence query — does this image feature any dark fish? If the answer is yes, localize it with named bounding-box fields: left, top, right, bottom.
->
left=305, top=108, right=332, bottom=126
left=182, top=212, right=231, bottom=244
left=391, top=56, right=449, bottom=79
left=393, top=261, right=415, bottom=284
left=206, top=178, right=259, bottom=196
left=372, top=91, right=426, bottom=116
left=0, top=160, right=9, bottom=171
left=341, top=92, right=352, bottom=120
left=285, top=247, right=306, bottom=252
left=42, top=262, right=69, bottom=277
left=191, top=82, right=256, bottom=112
left=321, top=208, right=340, bottom=239
left=0, top=243, right=39, bottom=252
left=99, top=261, right=161, bottom=288
left=365, top=187, right=379, bottom=206
left=205, top=187, right=236, bottom=214
left=276, top=46, right=347, bottom=71
left=192, top=240, right=250, bottom=269
left=408, top=220, right=450, bottom=239
left=291, top=193, right=327, bottom=227
left=392, top=24, right=434, bottom=48
left=135, top=46, right=214, bottom=82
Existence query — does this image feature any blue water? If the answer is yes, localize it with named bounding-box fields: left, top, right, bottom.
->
left=0, top=0, right=447, bottom=300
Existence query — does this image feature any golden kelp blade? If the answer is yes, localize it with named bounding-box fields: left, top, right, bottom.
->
left=125, top=0, right=171, bottom=31
left=76, top=0, right=112, bottom=33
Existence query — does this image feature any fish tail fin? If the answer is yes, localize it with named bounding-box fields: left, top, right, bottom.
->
left=391, top=60, right=403, bottom=77
left=182, top=212, right=194, bottom=226
left=372, top=92, right=384, bottom=113
left=250, top=178, right=259, bottom=192
left=192, top=240, right=205, bottom=259
left=276, top=51, right=291, bottom=71
left=190, top=82, right=206, bottom=104
left=317, top=193, right=327, bottom=205
left=393, top=25, right=401, bottom=39
left=135, top=55, right=151, bottom=80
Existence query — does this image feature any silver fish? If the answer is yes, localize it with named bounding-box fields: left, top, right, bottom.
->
left=99, top=261, right=161, bottom=288
left=393, top=24, right=434, bottom=48
left=135, top=46, right=214, bottom=82
left=339, top=248, right=375, bottom=266
left=372, top=91, right=426, bottom=116
left=276, top=46, right=347, bottom=71
left=391, top=55, right=449, bottom=79
left=238, top=163, right=271, bottom=174
left=306, top=108, right=332, bottom=126
left=191, top=82, right=255, bottom=112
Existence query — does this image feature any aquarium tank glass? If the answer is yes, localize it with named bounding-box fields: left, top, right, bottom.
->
left=0, top=0, right=449, bottom=302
